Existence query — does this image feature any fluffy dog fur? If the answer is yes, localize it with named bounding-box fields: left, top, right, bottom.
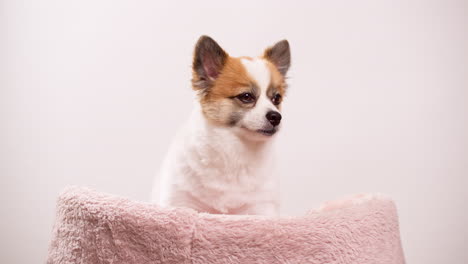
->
left=151, top=36, right=291, bottom=216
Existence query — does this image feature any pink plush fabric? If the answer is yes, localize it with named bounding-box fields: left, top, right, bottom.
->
left=47, top=187, right=405, bottom=264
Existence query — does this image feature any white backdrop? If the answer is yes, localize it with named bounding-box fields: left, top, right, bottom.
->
left=2, top=0, right=467, bottom=263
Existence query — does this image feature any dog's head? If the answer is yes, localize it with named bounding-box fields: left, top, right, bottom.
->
left=192, top=36, right=291, bottom=141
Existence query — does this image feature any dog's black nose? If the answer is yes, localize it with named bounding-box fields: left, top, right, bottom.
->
left=266, top=111, right=282, bottom=127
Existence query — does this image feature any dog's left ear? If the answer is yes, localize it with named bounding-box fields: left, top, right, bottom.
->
left=263, top=40, right=291, bottom=76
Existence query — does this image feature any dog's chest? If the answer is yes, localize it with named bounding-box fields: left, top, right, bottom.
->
left=183, top=140, right=272, bottom=193
left=180, top=145, right=274, bottom=212
left=161, top=115, right=278, bottom=212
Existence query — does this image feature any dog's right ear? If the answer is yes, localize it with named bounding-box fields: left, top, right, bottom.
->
left=192, top=35, right=228, bottom=91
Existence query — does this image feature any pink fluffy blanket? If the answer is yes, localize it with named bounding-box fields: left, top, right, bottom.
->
left=47, top=187, right=405, bottom=264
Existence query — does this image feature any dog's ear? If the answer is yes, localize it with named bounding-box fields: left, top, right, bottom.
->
left=192, top=35, right=228, bottom=90
left=263, top=39, right=290, bottom=76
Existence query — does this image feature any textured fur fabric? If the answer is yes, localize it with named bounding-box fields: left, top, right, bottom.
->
left=47, top=187, right=405, bottom=264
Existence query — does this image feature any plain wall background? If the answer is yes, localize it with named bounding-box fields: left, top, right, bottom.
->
left=2, top=0, right=467, bottom=263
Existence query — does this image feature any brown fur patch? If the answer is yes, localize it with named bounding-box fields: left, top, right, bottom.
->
left=265, top=61, right=287, bottom=109
left=204, top=57, right=253, bottom=99
left=198, top=57, right=256, bottom=125
left=265, top=61, right=287, bottom=94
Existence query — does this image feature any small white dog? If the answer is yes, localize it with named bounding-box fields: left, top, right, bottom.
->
left=152, top=36, right=291, bottom=216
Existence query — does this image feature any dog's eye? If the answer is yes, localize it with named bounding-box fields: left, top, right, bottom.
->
left=236, top=93, right=255, bottom=104
left=272, top=94, right=282, bottom=105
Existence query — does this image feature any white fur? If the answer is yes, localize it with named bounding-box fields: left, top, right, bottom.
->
left=241, top=58, right=270, bottom=89
left=152, top=58, right=280, bottom=216
left=240, top=58, right=278, bottom=132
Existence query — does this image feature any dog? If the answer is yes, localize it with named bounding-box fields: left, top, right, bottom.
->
left=151, top=36, right=291, bottom=216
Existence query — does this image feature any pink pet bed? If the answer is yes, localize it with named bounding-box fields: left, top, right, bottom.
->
left=47, top=187, right=405, bottom=264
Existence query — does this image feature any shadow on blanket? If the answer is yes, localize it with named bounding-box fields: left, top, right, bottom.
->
left=47, top=187, right=405, bottom=264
